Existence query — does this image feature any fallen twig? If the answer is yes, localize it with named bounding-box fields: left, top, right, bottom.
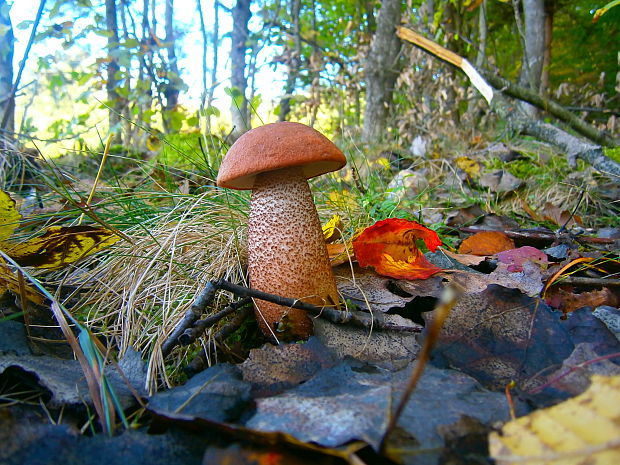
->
left=161, top=280, right=220, bottom=357
left=185, top=305, right=254, bottom=376
left=162, top=278, right=423, bottom=360
left=178, top=297, right=252, bottom=345
left=215, top=278, right=422, bottom=333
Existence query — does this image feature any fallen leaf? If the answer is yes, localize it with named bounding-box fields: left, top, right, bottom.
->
left=0, top=190, right=21, bottom=243
left=427, top=285, right=575, bottom=393
left=479, top=170, right=523, bottom=192
left=546, top=287, right=618, bottom=315
left=441, top=249, right=487, bottom=267
left=148, top=364, right=252, bottom=423
left=446, top=260, right=545, bottom=297
left=531, top=342, right=620, bottom=398
left=458, top=231, right=515, bottom=256
left=489, top=374, right=620, bottom=465
left=0, top=352, right=137, bottom=409
left=334, top=263, right=444, bottom=313
left=0, top=257, right=45, bottom=305
left=239, top=338, right=337, bottom=397
left=455, top=156, right=481, bottom=178
left=314, top=312, right=421, bottom=366
left=541, top=201, right=582, bottom=227
left=352, top=218, right=442, bottom=280
left=0, top=405, right=211, bottom=465
left=446, top=205, right=486, bottom=227
left=326, top=242, right=352, bottom=266
left=496, top=246, right=548, bottom=272
left=4, top=226, right=120, bottom=269
left=321, top=215, right=342, bottom=243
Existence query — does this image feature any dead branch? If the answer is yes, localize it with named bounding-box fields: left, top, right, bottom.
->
left=162, top=278, right=423, bottom=361
left=395, top=26, right=620, bottom=185
left=478, top=69, right=618, bottom=148
left=215, top=279, right=422, bottom=334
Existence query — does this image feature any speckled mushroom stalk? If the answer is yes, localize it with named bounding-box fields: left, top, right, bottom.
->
left=248, top=166, right=339, bottom=341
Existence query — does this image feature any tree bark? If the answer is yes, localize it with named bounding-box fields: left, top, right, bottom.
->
left=163, top=0, right=182, bottom=132
left=516, top=0, right=545, bottom=117
left=362, top=0, right=402, bottom=143
left=0, top=0, right=14, bottom=138
left=230, top=0, right=251, bottom=139
left=540, top=0, right=554, bottom=96
left=105, top=0, right=123, bottom=144
left=475, top=0, right=488, bottom=68
left=278, top=0, right=301, bottom=122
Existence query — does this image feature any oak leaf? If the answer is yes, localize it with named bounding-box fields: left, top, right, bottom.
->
left=352, top=218, right=442, bottom=280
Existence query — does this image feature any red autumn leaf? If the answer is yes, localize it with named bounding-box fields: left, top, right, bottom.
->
left=352, top=218, right=442, bottom=280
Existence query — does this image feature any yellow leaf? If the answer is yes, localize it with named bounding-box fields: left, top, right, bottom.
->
left=327, top=190, right=357, bottom=210
left=322, top=215, right=343, bottom=243
left=0, top=190, right=22, bottom=243
left=489, top=375, right=620, bottom=465
left=4, top=225, right=120, bottom=269
left=0, top=257, right=45, bottom=305
left=455, top=156, right=481, bottom=178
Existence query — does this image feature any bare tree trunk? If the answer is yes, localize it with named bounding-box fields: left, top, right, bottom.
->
left=308, top=0, right=321, bottom=127
left=278, top=0, right=301, bottom=122
left=197, top=0, right=208, bottom=110
left=362, top=0, right=402, bottom=143
left=475, top=0, right=488, bottom=68
left=105, top=0, right=123, bottom=144
left=0, top=0, right=14, bottom=138
left=540, top=0, right=554, bottom=96
left=206, top=0, right=219, bottom=132
left=163, top=0, right=182, bottom=132
left=230, top=0, right=251, bottom=139
left=118, top=0, right=135, bottom=147
left=516, top=0, right=545, bottom=117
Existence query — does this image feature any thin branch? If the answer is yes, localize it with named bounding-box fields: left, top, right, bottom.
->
left=178, top=297, right=252, bottom=345
left=185, top=305, right=253, bottom=376
left=527, top=351, right=620, bottom=395
left=161, top=280, right=220, bottom=357
left=1, top=0, right=46, bottom=131
left=215, top=279, right=422, bottom=333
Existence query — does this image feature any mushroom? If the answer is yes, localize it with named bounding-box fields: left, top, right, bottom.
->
left=217, top=122, right=346, bottom=341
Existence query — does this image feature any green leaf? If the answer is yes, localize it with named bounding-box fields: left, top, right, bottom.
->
left=16, top=20, right=33, bottom=30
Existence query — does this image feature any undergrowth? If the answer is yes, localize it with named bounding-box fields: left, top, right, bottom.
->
left=1, top=124, right=618, bottom=392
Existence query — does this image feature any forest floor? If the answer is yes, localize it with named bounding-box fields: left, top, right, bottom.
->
left=0, top=128, right=619, bottom=465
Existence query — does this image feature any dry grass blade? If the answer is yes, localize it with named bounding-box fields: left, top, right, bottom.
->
left=0, top=251, right=124, bottom=435
left=51, top=191, right=248, bottom=392
left=380, top=282, right=461, bottom=453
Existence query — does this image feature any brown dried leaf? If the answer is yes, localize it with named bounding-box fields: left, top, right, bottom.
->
left=458, top=231, right=515, bottom=256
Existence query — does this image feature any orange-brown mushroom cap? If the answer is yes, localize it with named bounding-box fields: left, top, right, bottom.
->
left=216, top=121, right=346, bottom=190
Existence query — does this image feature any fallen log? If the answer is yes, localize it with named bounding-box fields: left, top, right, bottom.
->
left=396, top=26, right=620, bottom=185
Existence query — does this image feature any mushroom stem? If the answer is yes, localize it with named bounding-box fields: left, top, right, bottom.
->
left=248, top=166, right=339, bottom=341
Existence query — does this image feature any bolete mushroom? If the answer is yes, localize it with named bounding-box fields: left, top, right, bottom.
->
left=217, top=122, right=346, bottom=341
